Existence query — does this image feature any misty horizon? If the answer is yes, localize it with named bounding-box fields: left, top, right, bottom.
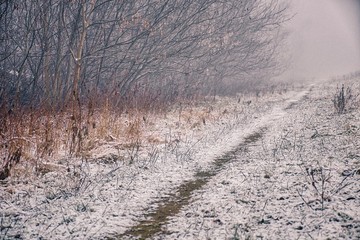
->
left=280, top=0, right=360, bottom=81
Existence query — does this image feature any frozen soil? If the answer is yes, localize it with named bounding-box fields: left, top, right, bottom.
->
left=1, top=78, right=359, bottom=240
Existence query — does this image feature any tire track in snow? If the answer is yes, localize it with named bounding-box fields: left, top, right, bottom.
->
left=112, top=88, right=310, bottom=240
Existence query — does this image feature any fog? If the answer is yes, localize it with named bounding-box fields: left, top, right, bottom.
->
left=280, top=0, right=360, bottom=81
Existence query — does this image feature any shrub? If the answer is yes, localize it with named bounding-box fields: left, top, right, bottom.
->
left=332, top=84, right=352, bottom=114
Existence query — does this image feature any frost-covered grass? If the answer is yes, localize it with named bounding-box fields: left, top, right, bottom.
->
left=0, top=84, right=294, bottom=239
left=156, top=77, right=360, bottom=240
left=1, top=77, right=359, bottom=239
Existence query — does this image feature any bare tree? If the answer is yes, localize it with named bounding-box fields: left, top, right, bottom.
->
left=0, top=0, right=289, bottom=112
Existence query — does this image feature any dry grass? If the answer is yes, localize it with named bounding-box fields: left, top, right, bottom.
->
left=0, top=103, right=149, bottom=178
left=0, top=83, right=293, bottom=180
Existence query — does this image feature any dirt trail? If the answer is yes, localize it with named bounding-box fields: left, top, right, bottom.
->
left=151, top=80, right=360, bottom=240
left=115, top=88, right=310, bottom=239
left=1, top=85, right=315, bottom=240
left=3, top=79, right=359, bottom=240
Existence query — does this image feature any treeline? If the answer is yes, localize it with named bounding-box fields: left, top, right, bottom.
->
left=0, top=0, right=288, bottom=112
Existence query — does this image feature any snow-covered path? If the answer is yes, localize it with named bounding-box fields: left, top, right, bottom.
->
left=149, top=81, right=360, bottom=240
left=2, top=79, right=360, bottom=240
left=117, top=89, right=312, bottom=239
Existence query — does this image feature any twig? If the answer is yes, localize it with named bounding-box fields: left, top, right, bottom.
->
left=297, top=189, right=313, bottom=210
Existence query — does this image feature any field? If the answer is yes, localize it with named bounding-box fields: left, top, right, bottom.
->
left=1, top=76, right=360, bottom=239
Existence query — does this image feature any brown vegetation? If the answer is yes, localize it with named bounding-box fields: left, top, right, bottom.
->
left=0, top=0, right=291, bottom=179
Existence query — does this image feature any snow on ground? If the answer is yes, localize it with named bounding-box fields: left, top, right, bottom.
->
left=154, top=78, right=360, bottom=239
left=1, top=77, right=359, bottom=240
left=0, top=84, right=298, bottom=239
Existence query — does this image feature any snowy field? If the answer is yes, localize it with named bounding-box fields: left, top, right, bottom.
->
left=1, top=77, right=359, bottom=239
left=156, top=78, right=360, bottom=240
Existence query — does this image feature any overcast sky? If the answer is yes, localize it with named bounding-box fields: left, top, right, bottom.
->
left=280, top=0, right=360, bottom=81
